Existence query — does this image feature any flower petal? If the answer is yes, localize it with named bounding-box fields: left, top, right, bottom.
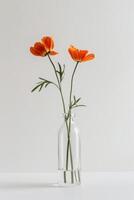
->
left=73, top=49, right=80, bottom=61
left=50, top=51, right=58, bottom=55
left=82, top=53, right=95, bottom=62
left=79, top=50, right=88, bottom=60
left=68, top=45, right=80, bottom=61
left=42, top=36, right=54, bottom=51
left=30, top=42, right=46, bottom=56
left=30, top=47, right=42, bottom=56
left=69, top=45, right=78, bottom=51
left=34, top=42, right=46, bottom=52
left=68, top=47, right=75, bottom=60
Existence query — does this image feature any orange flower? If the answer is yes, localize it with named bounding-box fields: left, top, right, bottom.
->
left=30, top=36, right=58, bottom=57
left=68, top=45, right=95, bottom=62
left=41, top=36, right=58, bottom=55
left=30, top=42, right=47, bottom=57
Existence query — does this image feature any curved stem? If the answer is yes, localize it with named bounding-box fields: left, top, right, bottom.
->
left=47, top=55, right=66, bottom=115
left=68, top=61, right=79, bottom=133
left=69, top=62, right=79, bottom=107
left=65, top=61, right=79, bottom=182
left=47, top=54, right=69, bottom=132
left=50, top=82, right=59, bottom=89
left=47, top=55, right=79, bottom=183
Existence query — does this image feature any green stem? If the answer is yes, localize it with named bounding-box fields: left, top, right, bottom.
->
left=66, top=139, right=70, bottom=169
left=68, top=62, right=79, bottom=131
left=47, top=54, right=69, bottom=132
left=66, top=139, right=74, bottom=183
left=66, top=62, right=79, bottom=183
left=47, top=54, right=72, bottom=183
left=69, top=140, right=74, bottom=183
left=68, top=62, right=79, bottom=136
left=64, top=171, right=66, bottom=183
left=47, top=54, right=79, bottom=184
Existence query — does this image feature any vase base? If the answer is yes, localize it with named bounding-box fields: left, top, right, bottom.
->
left=58, top=169, right=81, bottom=186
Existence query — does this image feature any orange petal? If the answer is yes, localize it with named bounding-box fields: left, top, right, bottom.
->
left=30, top=42, right=46, bottom=56
left=69, top=45, right=78, bottom=51
left=42, top=36, right=54, bottom=51
left=73, top=49, right=80, bottom=61
left=79, top=50, right=88, bottom=60
left=82, top=53, right=95, bottom=62
left=68, top=46, right=80, bottom=61
left=34, top=42, right=46, bottom=52
left=50, top=51, right=58, bottom=55
left=30, top=47, right=39, bottom=56
left=68, top=48, right=75, bottom=60
left=30, top=47, right=42, bottom=56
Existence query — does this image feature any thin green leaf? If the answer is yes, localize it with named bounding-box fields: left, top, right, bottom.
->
left=72, top=104, right=86, bottom=109
left=56, top=62, right=65, bottom=82
left=31, top=84, right=41, bottom=92
left=39, top=83, right=44, bottom=91
left=76, top=97, right=81, bottom=103
left=31, top=77, right=59, bottom=93
left=45, top=82, right=50, bottom=87
left=39, top=77, right=45, bottom=80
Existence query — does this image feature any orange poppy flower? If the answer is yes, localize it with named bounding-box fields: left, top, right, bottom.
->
left=30, top=36, right=58, bottom=57
left=68, top=45, right=95, bottom=62
left=30, top=42, right=47, bottom=57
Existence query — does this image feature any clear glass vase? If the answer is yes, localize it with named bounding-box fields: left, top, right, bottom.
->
left=58, top=114, right=81, bottom=186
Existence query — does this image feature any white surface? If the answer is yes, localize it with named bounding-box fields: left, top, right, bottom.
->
left=0, top=173, right=134, bottom=200
left=0, top=0, right=133, bottom=172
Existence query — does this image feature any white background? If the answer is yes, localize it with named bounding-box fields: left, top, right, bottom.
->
left=0, top=0, right=133, bottom=172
